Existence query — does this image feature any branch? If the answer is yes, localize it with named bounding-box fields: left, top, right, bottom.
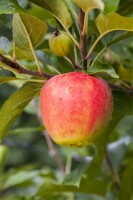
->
left=109, top=83, right=133, bottom=96
left=78, top=8, right=87, bottom=70
left=0, top=53, right=52, bottom=79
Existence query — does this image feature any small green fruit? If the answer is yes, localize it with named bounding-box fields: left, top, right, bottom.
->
left=49, top=30, right=74, bottom=57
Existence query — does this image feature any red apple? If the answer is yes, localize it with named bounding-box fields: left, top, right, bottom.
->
left=40, top=72, right=113, bottom=147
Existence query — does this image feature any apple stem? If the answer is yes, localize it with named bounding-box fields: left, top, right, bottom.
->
left=78, top=8, right=87, bottom=70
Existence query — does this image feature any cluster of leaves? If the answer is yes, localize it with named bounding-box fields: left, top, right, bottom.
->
left=0, top=0, right=133, bottom=200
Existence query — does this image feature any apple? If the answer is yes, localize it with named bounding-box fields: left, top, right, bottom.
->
left=40, top=72, right=113, bottom=147
left=49, top=30, right=74, bottom=57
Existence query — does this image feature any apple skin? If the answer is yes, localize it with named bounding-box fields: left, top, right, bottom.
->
left=40, top=72, right=113, bottom=147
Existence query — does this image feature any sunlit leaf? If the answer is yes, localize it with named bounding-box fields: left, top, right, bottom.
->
left=28, top=0, right=73, bottom=28
left=9, top=47, right=34, bottom=60
left=73, top=0, right=104, bottom=13
left=96, top=13, right=133, bottom=38
left=0, top=145, right=9, bottom=172
left=103, top=0, right=120, bottom=13
left=13, top=13, right=48, bottom=50
left=0, top=76, right=46, bottom=84
left=0, top=76, right=21, bottom=84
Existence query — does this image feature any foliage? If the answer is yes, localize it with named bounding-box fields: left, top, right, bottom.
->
left=0, top=0, right=133, bottom=200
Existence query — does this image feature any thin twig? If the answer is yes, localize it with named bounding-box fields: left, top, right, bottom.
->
left=78, top=8, right=87, bottom=70
left=32, top=100, right=65, bottom=174
left=105, top=146, right=121, bottom=191
left=109, top=83, right=133, bottom=96
left=65, top=154, right=72, bottom=175
left=86, top=34, right=103, bottom=60
left=89, top=46, right=107, bottom=68
left=0, top=53, right=52, bottom=79
left=43, top=130, right=65, bottom=174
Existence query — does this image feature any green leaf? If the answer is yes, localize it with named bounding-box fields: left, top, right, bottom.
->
left=28, top=0, right=73, bottom=28
left=73, top=0, right=104, bottom=13
left=107, top=32, right=133, bottom=48
left=87, top=61, right=119, bottom=78
left=0, top=76, right=46, bottom=84
left=0, top=36, right=11, bottom=53
left=34, top=179, right=107, bottom=198
left=0, top=145, right=9, bottom=172
left=0, top=0, right=25, bottom=14
left=119, top=161, right=133, bottom=200
left=18, top=0, right=28, bottom=8
left=8, top=126, right=44, bottom=134
left=96, top=13, right=133, bottom=38
left=103, top=0, right=120, bottom=13
left=28, top=3, right=57, bottom=26
left=113, top=91, right=133, bottom=116
left=13, top=13, right=48, bottom=50
left=0, top=59, right=18, bottom=74
left=0, top=83, right=42, bottom=140
left=9, top=47, right=34, bottom=60
left=0, top=76, right=22, bottom=84
left=3, top=170, right=38, bottom=188
left=63, top=163, right=88, bottom=187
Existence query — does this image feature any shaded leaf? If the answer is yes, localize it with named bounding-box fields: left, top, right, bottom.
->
left=73, top=0, right=104, bottom=13
left=107, top=32, right=133, bottom=47
left=63, top=163, right=88, bottom=187
left=3, top=170, right=38, bottom=188
left=8, top=126, right=44, bottom=134
left=87, top=61, right=119, bottom=78
left=0, top=36, right=11, bottom=53
left=0, top=83, right=42, bottom=140
left=0, top=0, right=25, bottom=14
left=113, top=91, right=133, bottom=115
left=108, top=136, right=130, bottom=169
left=119, top=161, right=133, bottom=200
left=17, top=0, right=28, bottom=8
left=34, top=179, right=107, bottom=198
left=28, top=0, right=73, bottom=28
left=13, top=13, right=48, bottom=50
